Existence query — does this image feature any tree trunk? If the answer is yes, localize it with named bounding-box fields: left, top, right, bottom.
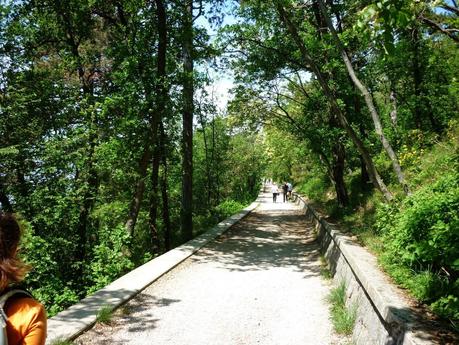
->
left=75, top=114, right=99, bottom=271
left=159, top=124, right=172, bottom=251
left=355, top=98, right=371, bottom=186
left=412, top=25, right=423, bottom=130
left=125, top=147, right=151, bottom=236
left=181, top=0, right=194, bottom=242
left=276, top=4, right=393, bottom=202
left=0, top=181, right=13, bottom=213
left=198, top=112, right=212, bottom=207
left=211, top=118, right=221, bottom=205
left=317, top=0, right=410, bottom=196
left=14, top=154, right=31, bottom=217
left=149, top=140, right=161, bottom=254
left=146, top=0, right=169, bottom=253
left=332, top=142, right=349, bottom=207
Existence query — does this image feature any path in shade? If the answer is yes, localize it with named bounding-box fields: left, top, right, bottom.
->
left=75, top=190, right=344, bottom=345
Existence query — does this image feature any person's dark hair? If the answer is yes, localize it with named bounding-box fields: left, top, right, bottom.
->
left=0, top=213, right=29, bottom=291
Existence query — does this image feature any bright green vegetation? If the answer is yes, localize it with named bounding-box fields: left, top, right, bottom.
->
left=222, top=0, right=459, bottom=329
left=278, top=121, right=459, bottom=327
left=334, top=125, right=458, bottom=326
left=96, top=305, right=114, bottom=324
left=0, top=0, right=266, bottom=316
left=327, top=282, right=357, bottom=335
left=319, top=255, right=332, bottom=280
left=1, top=0, right=457, bottom=330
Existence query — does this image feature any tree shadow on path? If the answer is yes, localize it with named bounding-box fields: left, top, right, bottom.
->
left=74, top=293, right=181, bottom=345
left=191, top=208, right=323, bottom=278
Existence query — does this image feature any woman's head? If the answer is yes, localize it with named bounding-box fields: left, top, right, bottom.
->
left=0, top=213, right=29, bottom=290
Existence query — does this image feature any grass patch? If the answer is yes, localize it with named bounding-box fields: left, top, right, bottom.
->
left=50, top=339, right=74, bottom=345
left=327, top=282, right=357, bottom=335
left=319, top=255, right=332, bottom=280
left=96, top=305, right=114, bottom=324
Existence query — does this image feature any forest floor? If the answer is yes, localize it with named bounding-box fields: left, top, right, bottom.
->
left=75, top=191, right=348, bottom=345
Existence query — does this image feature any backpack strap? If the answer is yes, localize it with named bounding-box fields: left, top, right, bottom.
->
left=0, top=289, right=32, bottom=327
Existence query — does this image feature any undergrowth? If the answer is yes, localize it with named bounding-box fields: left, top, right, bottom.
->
left=50, top=340, right=74, bottom=345
left=327, top=282, right=357, bottom=335
left=301, top=122, right=459, bottom=328
left=96, top=305, right=114, bottom=324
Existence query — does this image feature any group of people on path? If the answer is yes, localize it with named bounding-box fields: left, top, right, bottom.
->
left=270, top=181, right=292, bottom=203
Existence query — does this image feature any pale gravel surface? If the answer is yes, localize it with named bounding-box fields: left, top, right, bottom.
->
left=76, top=191, right=346, bottom=345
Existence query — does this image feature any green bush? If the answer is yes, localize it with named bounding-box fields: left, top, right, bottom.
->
left=21, top=230, right=80, bottom=316
left=296, top=174, right=330, bottom=202
left=213, top=200, right=246, bottom=221
left=379, top=172, right=459, bottom=322
left=382, top=173, right=459, bottom=272
left=87, top=224, right=134, bottom=294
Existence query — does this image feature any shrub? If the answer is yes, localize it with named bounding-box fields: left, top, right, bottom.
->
left=87, top=224, right=134, bottom=294
left=213, top=200, right=246, bottom=221
left=380, top=172, right=459, bottom=322
left=382, top=173, right=459, bottom=273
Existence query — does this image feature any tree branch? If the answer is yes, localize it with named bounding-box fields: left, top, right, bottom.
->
left=420, top=16, right=459, bottom=43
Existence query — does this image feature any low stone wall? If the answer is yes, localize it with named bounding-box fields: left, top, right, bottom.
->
left=292, top=194, right=435, bottom=345
left=46, top=198, right=261, bottom=345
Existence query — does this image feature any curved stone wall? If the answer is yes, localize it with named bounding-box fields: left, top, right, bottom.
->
left=293, top=194, right=436, bottom=345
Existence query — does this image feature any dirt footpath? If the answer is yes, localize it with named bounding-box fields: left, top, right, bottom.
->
left=75, top=192, right=345, bottom=345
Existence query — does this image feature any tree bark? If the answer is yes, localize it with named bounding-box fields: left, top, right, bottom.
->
left=198, top=112, right=212, bottom=207
left=149, top=141, right=161, bottom=253
left=56, top=3, right=99, bottom=270
left=159, top=124, right=172, bottom=251
left=181, top=0, right=194, bottom=242
left=317, top=0, right=410, bottom=196
left=127, top=0, right=168, bottom=242
left=148, top=0, right=169, bottom=253
left=0, top=181, right=13, bottom=213
left=412, top=25, right=423, bottom=130
left=125, top=147, right=151, bottom=236
left=332, top=141, right=349, bottom=207
left=211, top=118, right=221, bottom=204
left=276, top=4, right=394, bottom=202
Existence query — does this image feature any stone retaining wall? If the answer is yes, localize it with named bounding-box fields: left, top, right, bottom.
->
left=45, top=199, right=261, bottom=344
left=293, top=194, right=435, bottom=345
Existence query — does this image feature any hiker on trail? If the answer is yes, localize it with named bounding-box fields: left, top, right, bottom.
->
left=0, top=213, right=47, bottom=345
left=282, top=182, right=289, bottom=202
left=287, top=182, right=293, bottom=200
left=271, top=183, right=279, bottom=203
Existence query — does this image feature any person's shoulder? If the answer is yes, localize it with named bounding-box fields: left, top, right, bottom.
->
left=6, top=296, right=47, bottom=321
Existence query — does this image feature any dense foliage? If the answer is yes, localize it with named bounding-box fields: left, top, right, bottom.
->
left=1, top=0, right=458, bottom=330
left=0, top=0, right=264, bottom=315
left=223, top=0, right=459, bottom=328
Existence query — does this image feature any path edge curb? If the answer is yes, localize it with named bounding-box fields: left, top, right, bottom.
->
left=45, top=197, right=261, bottom=344
left=293, top=193, right=437, bottom=345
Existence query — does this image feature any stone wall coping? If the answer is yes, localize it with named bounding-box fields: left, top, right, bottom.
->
left=294, top=193, right=434, bottom=345
left=45, top=198, right=261, bottom=344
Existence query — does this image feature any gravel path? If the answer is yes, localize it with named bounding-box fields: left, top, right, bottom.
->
left=75, top=191, right=341, bottom=345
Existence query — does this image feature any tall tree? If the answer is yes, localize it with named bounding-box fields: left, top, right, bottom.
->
left=317, top=0, right=410, bottom=195
left=274, top=3, right=393, bottom=201
left=180, top=0, right=194, bottom=242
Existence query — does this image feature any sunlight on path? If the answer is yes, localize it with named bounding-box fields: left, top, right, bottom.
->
left=76, top=189, right=342, bottom=345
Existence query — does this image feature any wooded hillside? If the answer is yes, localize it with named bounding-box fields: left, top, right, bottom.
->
left=1, top=0, right=458, bottom=328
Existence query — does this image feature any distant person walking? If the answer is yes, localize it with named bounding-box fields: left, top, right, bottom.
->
left=287, top=182, right=293, bottom=200
left=282, top=182, right=289, bottom=202
left=271, top=184, right=279, bottom=203
left=0, top=213, right=47, bottom=345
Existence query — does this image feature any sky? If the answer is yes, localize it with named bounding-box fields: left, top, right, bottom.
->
left=195, top=4, right=239, bottom=113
